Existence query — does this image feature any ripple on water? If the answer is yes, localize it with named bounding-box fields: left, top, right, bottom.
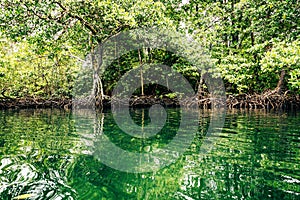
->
left=0, top=109, right=299, bottom=199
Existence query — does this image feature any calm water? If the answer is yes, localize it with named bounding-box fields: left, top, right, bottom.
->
left=0, top=108, right=299, bottom=199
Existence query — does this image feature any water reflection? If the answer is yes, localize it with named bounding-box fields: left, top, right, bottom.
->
left=0, top=110, right=77, bottom=199
left=0, top=109, right=299, bottom=199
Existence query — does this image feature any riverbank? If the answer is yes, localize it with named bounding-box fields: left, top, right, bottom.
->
left=0, top=98, right=71, bottom=109
left=0, top=93, right=299, bottom=110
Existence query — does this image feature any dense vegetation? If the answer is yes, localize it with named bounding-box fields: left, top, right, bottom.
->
left=0, top=0, right=299, bottom=108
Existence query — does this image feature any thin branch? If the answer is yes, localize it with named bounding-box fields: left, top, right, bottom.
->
left=64, top=53, right=85, bottom=62
left=53, top=1, right=99, bottom=39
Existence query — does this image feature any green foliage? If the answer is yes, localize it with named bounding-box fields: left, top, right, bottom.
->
left=0, top=39, right=80, bottom=98
left=164, top=92, right=183, bottom=99
left=289, top=69, right=300, bottom=91
left=176, top=0, right=300, bottom=94
left=0, top=0, right=300, bottom=99
left=261, top=40, right=300, bottom=93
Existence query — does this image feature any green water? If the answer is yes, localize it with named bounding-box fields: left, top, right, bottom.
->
left=0, top=108, right=299, bottom=199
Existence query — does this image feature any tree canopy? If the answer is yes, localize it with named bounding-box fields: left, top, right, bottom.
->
left=0, top=0, right=299, bottom=106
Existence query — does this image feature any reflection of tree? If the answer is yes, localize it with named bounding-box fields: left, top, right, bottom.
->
left=0, top=109, right=79, bottom=199
left=69, top=108, right=187, bottom=198
left=70, top=108, right=207, bottom=199
left=175, top=110, right=300, bottom=199
left=1, top=109, right=299, bottom=199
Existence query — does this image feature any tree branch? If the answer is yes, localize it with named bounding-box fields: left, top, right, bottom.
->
left=53, top=1, right=99, bottom=41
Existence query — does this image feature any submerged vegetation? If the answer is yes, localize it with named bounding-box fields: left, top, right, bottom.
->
left=0, top=0, right=299, bottom=109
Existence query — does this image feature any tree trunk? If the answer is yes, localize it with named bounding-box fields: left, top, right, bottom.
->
left=91, top=45, right=104, bottom=107
left=138, top=49, right=144, bottom=96
left=275, top=69, right=286, bottom=94
left=263, top=69, right=286, bottom=97
left=197, top=72, right=207, bottom=98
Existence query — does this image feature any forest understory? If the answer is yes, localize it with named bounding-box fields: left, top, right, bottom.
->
left=1, top=92, right=299, bottom=110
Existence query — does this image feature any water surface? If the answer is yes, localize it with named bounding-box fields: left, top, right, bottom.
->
left=0, top=108, right=299, bottom=199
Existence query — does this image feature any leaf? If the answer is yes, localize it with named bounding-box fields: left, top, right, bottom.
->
left=13, top=194, right=35, bottom=199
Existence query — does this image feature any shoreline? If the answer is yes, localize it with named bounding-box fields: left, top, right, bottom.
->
left=0, top=94, right=299, bottom=110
